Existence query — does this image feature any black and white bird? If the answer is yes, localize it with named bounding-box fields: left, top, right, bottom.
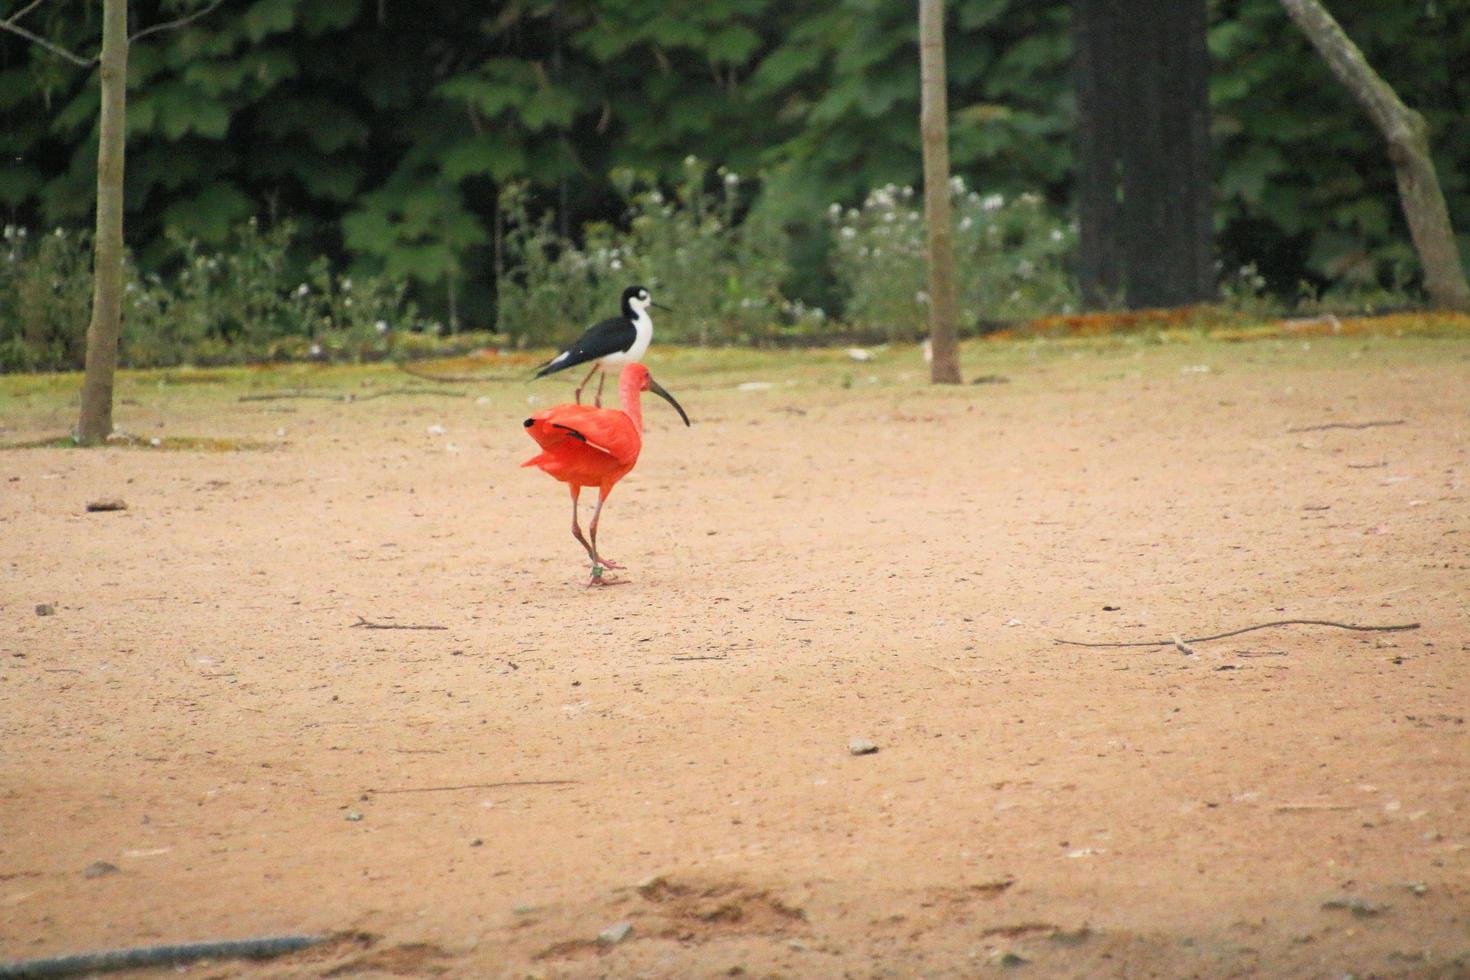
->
left=533, top=285, right=669, bottom=406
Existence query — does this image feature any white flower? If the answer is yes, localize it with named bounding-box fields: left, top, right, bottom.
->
left=949, top=176, right=966, bottom=193
left=610, top=258, right=623, bottom=271
left=828, top=203, right=842, bottom=218
left=915, top=290, right=930, bottom=306
left=958, top=216, right=973, bottom=231
left=724, top=171, right=739, bottom=185
left=1016, top=259, right=1035, bottom=278
left=309, top=343, right=322, bottom=356
left=341, top=277, right=353, bottom=291
left=839, top=227, right=857, bottom=239
left=684, top=154, right=698, bottom=166
left=1049, top=228, right=1064, bottom=242
left=375, top=320, right=389, bottom=334
left=982, top=194, right=1004, bottom=211
left=295, top=283, right=310, bottom=297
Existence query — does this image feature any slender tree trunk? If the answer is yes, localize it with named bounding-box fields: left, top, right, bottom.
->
left=918, top=0, right=961, bottom=384
left=76, top=0, right=128, bottom=444
left=1280, top=0, right=1470, bottom=311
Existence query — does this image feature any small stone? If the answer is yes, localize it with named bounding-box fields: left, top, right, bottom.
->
left=1321, top=896, right=1389, bottom=917
left=469, top=838, right=483, bottom=847
left=86, top=498, right=127, bottom=512
left=35, top=604, right=55, bottom=617
left=344, top=810, right=363, bottom=822
left=636, top=874, right=668, bottom=898
left=83, top=861, right=119, bottom=879
left=511, top=903, right=536, bottom=915
left=597, top=922, right=633, bottom=945
left=996, top=951, right=1030, bottom=968
left=848, top=738, right=879, bottom=756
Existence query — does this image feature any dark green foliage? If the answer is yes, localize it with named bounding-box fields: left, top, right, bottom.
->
left=0, top=0, right=1466, bottom=330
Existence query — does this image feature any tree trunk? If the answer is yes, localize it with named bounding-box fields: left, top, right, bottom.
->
left=918, top=0, right=961, bottom=384
left=1073, top=0, right=1214, bottom=310
left=1072, top=0, right=1124, bottom=308
left=1119, top=0, right=1213, bottom=306
left=76, top=0, right=128, bottom=444
left=1280, top=0, right=1470, bottom=312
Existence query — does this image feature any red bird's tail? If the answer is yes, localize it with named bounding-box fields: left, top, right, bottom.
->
left=522, top=416, right=590, bottom=469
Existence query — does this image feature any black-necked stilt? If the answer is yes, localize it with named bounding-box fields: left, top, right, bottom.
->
left=533, top=285, right=669, bottom=406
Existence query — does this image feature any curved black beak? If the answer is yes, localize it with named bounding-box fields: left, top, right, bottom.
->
left=651, top=301, right=675, bottom=313
left=647, top=376, right=691, bottom=427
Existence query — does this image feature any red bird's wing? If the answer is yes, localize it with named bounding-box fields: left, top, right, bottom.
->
left=524, top=405, right=639, bottom=467
left=554, top=408, right=640, bottom=466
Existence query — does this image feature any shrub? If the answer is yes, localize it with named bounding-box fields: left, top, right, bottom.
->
left=2, top=220, right=424, bottom=370
left=0, top=226, right=94, bottom=373
left=829, top=179, right=1078, bottom=339
left=493, top=158, right=826, bottom=348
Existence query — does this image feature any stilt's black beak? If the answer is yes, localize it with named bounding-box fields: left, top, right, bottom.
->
left=647, top=377, right=691, bottom=427
left=652, top=301, right=674, bottom=313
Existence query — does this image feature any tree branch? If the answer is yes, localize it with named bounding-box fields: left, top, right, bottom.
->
left=0, top=14, right=96, bottom=67
left=6, top=0, right=50, bottom=26
left=129, top=0, right=227, bottom=44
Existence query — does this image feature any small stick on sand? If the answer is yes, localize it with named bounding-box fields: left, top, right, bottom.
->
left=366, top=780, right=576, bottom=795
left=350, top=616, right=448, bottom=631
left=1054, top=618, right=1420, bottom=649
left=1286, top=419, right=1405, bottom=433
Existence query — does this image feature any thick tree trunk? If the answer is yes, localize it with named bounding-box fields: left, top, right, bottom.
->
left=1072, top=0, right=1124, bottom=308
left=918, top=0, right=961, bottom=384
left=1073, top=0, right=1214, bottom=310
left=76, top=0, right=128, bottom=444
left=1280, top=0, right=1470, bottom=312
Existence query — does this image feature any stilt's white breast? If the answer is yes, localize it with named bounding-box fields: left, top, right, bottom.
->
left=598, top=309, right=653, bottom=367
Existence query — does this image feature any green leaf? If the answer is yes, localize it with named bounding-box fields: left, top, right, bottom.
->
left=706, top=25, right=761, bottom=64
left=242, top=0, right=297, bottom=42
left=0, top=164, right=42, bottom=206
left=161, top=182, right=255, bottom=242
left=440, top=137, right=528, bottom=182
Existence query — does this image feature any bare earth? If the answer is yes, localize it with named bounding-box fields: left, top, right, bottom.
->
left=2, top=337, right=1468, bottom=979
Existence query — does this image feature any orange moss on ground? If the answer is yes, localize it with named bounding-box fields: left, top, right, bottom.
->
left=1006, top=307, right=1470, bottom=341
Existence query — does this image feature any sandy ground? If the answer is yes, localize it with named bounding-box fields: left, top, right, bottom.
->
left=1, top=337, right=1468, bottom=979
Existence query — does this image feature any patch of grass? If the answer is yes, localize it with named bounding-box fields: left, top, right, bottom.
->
left=5, top=433, right=278, bottom=451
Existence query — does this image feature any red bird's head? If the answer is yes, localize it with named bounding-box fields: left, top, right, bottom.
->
left=621, top=364, right=691, bottom=427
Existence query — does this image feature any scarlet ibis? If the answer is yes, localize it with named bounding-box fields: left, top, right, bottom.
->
left=533, top=286, right=670, bottom=406
left=522, top=362, right=690, bottom=586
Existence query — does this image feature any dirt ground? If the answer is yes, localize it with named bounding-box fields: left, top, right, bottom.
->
left=2, top=336, right=1468, bottom=979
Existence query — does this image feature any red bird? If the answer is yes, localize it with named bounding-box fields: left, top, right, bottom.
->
left=522, top=363, right=690, bottom=586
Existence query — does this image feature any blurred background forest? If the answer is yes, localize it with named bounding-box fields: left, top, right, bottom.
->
left=2, top=0, right=1468, bottom=370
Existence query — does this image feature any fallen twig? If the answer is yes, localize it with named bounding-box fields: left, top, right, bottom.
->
left=1054, top=618, right=1420, bottom=649
left=239, top=387, right=464, bottom=403
left=395, top=361, right=522, bottom=384
left=672, top=655, right=728, bottom=662
left=366, top=780, right=576, bottom=795
left=1274, top=802, right=1358, bottom=812
left=0, top=935, right=321, bottom=978
left=350, top=615, right=448, bottom=631
left=1287, top=419, right=1405, bottom=433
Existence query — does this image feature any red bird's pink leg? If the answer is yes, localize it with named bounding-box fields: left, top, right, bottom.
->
left=572, top=363, right=599, bottom=405
left=587, top=489, right=625, bottom=571
left=594, top=371, right=607, bottom=408
left=568, top=485, right=596, bottom=562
